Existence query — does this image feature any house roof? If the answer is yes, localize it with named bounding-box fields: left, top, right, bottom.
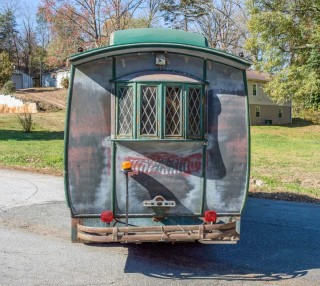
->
left=42, top=67, right=70, bottom=75
left=246, top=70, right=270, bottom=82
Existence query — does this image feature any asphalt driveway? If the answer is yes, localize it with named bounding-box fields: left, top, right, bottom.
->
left=0, top=169, right=319, bottom=286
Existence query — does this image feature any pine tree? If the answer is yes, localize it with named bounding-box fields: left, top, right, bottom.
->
left=161, top=0, right=210, bottom=31
left=0, top=52, right=13, bottom=87
left=0, top=10, right=19, bottom=61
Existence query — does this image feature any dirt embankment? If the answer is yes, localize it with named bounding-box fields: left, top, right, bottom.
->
left=15, top=88, right=68, bottom=112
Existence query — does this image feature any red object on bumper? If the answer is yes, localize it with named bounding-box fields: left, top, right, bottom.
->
left=204, top=210, right=217, bottom=223
left=100, top=211, right=114, bottom=223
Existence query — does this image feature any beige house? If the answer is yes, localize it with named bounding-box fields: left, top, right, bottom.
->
left=246, top=70, right=292, bottom=125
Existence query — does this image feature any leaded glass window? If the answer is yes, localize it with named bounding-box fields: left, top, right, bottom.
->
left=165, top=86, right=181, bottom=136
left=188, top=87, right=201, bottom=138
left=140, top=86, right=157, bottom=135
left=116, top=82, right=203, bottom=139
left=118, top=86, right=133, bottom=135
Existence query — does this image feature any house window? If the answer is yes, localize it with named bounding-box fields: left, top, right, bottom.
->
left=116, top=83, right=203, bottom=139
left=255, top=106, right=260, bottom=117
left=253, top=84, right=257, bottom=96
left=278, top=108, right=283, bottom=118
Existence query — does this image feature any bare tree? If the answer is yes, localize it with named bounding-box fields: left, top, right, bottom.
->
left=196, top=0, right=248, bottom=55
left=0, top=0, right=19, bottom=13
left=103, top=0, right=144, bottom=35
left=140, top=0, right=165, bottom=27
left=19, top=9, right=38, bottom=75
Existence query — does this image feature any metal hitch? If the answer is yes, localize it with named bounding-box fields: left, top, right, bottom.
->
left=143, top=195, right=176, bottom=207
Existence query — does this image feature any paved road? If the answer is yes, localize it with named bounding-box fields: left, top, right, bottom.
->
left=0, top=169, right=319, bottom=286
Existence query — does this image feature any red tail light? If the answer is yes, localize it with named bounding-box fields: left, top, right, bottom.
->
left=100, top=211, right=114, bottom=223
left=204, top=210, right=217, bottom=223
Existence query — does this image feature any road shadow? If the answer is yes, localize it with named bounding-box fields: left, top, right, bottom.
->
left=0, top=130, right=64, bottom=141
left=122, top=199, right=320, bottom=282
left=249, top=191, right=320, bottom=204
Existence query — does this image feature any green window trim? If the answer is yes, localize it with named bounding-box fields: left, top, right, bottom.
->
left=115, top=82, right=204, bottom=140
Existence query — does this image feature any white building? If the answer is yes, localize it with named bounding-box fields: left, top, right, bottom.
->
left=42, top=68, right=70, bottom=88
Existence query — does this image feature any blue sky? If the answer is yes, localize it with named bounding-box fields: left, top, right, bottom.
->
left=0, top=0, right=40, bottom=15
left=0, top=0, right=41, bottom=27
left=24, top=0, right=40, bottom=8
left=20, top=0, right=40, bottom=12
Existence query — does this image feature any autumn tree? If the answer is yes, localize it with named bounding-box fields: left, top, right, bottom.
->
left=39, top=0, right=105, bottom=49
left=42, top=7, right=84, bottom=69
left=39, top=0, right=145, bottom=68
left=40, top=0, right=144, bottom=47
left=246, top=0, right=320, bottom=110
left=161, top=0, right=210, bottom=31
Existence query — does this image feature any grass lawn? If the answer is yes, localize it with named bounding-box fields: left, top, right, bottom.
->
left=0, top=111, right=319, bottom=201
left=0, top=111, right=65, bottom=175
left=250, top=123, right=320, bottom=201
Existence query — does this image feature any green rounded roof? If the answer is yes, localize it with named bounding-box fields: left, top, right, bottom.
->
left=110, top=28, right=209, bottom=48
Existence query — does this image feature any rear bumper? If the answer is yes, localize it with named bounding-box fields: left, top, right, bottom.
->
left=75, top=220, right=239, bottom=244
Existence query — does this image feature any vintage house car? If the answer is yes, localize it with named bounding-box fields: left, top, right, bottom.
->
left=65, top=28, right=251, bottom=244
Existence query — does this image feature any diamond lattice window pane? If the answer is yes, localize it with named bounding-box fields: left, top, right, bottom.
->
left=141, top=86, right=157, bottom=135
left=118, top=86, right=133, bottom=135
left=165, top=87, right=181, bottom=136
left=188, top=88, right=201, bottom=137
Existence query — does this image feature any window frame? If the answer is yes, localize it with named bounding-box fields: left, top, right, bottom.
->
left=187, top=84, right=204, bottom=139
left=116, top=83, right=135, bottom=138
left=115, top=81, right=204, bottom=140
left=278, top=108, right=283, bottom=118
left=253, top=83, right=257, bottom=96
left=255, top=106, right=260, bottom=118
left=137, top=83, right=161, bottom=139
left=163, top=83, right=184, bottom=139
